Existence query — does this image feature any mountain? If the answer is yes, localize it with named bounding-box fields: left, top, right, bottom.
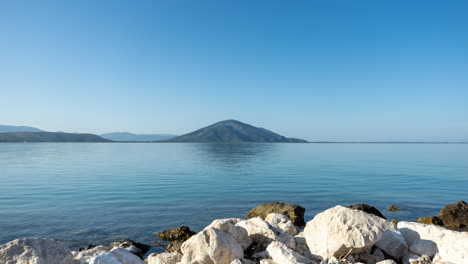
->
left=169, top=120, right=308, bottom=143
left=100, top=132, right=177, bottom=142
left=0, top=132, right=111, bottom=142
left=0, top=125, right=43, bottom=133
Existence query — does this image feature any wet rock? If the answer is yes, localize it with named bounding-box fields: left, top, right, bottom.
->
left=265, top=213, right=298, bottom=236
left=146, top=252, right=181, bottom=264
left=348, top=204, right=386, bottom=219
left=416, top=216, right=444, bottom=226
left=248, top=202, right=306, bottom=227
left=304, top=205, right=395, bottom=260
left=438, top=201, right=468, bottom=230
left=166, top=239, right=183, bottom=253
left=266, top=241, right=309, bottom=264
left=89, top=247, right=145, bottom=264
left=0, top=238, right=76, bottom=264
left=156, top=226, right=196, bottom=241
left=179, top=227, right=243, bottom=264
left=387, top=205, right=400, bottom=212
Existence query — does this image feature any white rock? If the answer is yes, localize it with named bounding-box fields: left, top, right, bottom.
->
left=377, top=260, right=398, bottom=264
left=230, top=259, right=256, bottom=264
left=266, top=241, right=309, bottom=264
left=294, top=232, right=313, bottom=260
left=398, top=221, right=468, bottom=264
left=147, top=252, right=182, bottom=264
left=260, top=260, right=278, bottom=264
left=179, top=227, right=243, bottom=264
left=236, top=217, right=295, bottom=249
left=205, top=218, right=252, bottom=250
left=0, top=238, right=76, bottom=264
left=231, top=260, right=243, bottom=264
left=375, top=230, right=408, bottom=258
left=89, top=247, right=145, bottom=264
left=304, top=205, right=395, bottom=259
left=73, top=246, right=109, bottom=264
left=265, top=213, right=298, bottom=236
left=409, top=239, right=438, bottom=257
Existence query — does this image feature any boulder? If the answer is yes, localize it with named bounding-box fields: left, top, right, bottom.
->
left=265, top=213, right=298, bottom=236
left=204, top=218, right=252, bottom=250
left=146, top=252, right=181, bottom=264
left=156, top=226, right=196, bottom=241
left=167, top=240, right=184, bottom=253
left=179, top=227, right=243, bottom=264
left=294, top=232, right=313, bottom=260
left=398, top=221, right=468, bottom=264
left=377, top=260, right=397, bottom=264
left=348, top=204, right=386, bottom=219
left=416, top=216, right=444, bottom=226
left=402, top=254, right=431, bottom=264
left=230, top=259, right=256, bottom=264
left=109, top=239, right=151, bottom=257
left=0, top=238, right=76, bottom=264
left=266, top=241, right=309, bottom=264
left=409, top=239, right=438, bottom=258
left=304, top=205, right=395, bottom=260
left=248, top=202, right=306, bottom=227
left=374, top=230, right=408, bottom=258
left=260, top=260, right=278, bottom=264
left=236, top=217, right=295, bottom=249
left=438, top=201, right=468, bottom=230
left=89, top=247, right=145, bottom=264
left=73, top=245, right=109, bottom=264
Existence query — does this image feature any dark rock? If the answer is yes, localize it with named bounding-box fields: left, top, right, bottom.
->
left=156, top=226, right=196, bottom=241
left=109, top=239, right=151, bottom=258
left=387, top=205, right=400, bottom=211
left=417, top=216, right=444, bottom=226
left=439, top=201, right=468, bottom=230
left=78, top=245, right=96, bottom=252
left=348, top=204, right=386, bottom=219
left=247, top=202, right=306, bottom=227
left=166, top=240, right=184, bottom=253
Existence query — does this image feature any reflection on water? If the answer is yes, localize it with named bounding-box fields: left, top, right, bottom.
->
left=193, top=143, right=276, bottom=165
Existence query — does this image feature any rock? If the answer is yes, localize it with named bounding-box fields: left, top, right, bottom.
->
left=387, top=205, right=400, bottom=212
left=372, top=248, right=385, bottom=262
left=409, top=239, right=438, bottom=257
left=231, top=260, right=243, bottom=264
left=179, top=227, right=243, bottom=264
left=89, top=247, right=145, bottom=264
left=236, top=217, right=295, bottom=249
left=230, top=259, right=256, bottom=264
left=265, top=213, right=298, bottom=236
left=416, top=216, right=444, bottom=226
left=78, top=245, right=97, bottom=252
left=0, top=238, right=76, bottom=264
left=73, top=245, right=109, bottom=264
left=156, top=226, right=196, bottom=241
left=304, top=205, right=395, bottom=260
left=374, top=230, right=408, bottom=258
left=167, top=239, right=184, bottom=253
left=348, top=204, right=387, bottom=219
left=377, top=260, right=397, bottom=264
left=403, top=254, right=431, bottom=264
left=109, top=239, right=151, bottom=257
left=294, top=232, right=313, bottom=260
left=260, top=260, right=278, bottom=264
left=146, top=252, right=181, bottom=264
left=204, top=218, right=252, bottom=250
left=438, top=201, right=468, bottom=230
left=266, top=241, right=309, bottom=264
left=248, top=202, right=306, bottom=227
left=398, top=221, right=468, bottom=264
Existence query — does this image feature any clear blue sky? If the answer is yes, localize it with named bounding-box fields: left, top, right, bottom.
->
left=1, top=0, right=467, bottom=141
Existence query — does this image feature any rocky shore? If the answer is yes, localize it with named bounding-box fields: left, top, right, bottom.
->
left=0, top=201, right=467, bottom=264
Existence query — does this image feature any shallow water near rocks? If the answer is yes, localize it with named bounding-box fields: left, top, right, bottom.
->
left=0, top=143, right=467, bottom=248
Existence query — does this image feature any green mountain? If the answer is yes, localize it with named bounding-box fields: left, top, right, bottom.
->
left=169, top=120, right=307, bottom=143
left=100, top=132, right=177, bottom=142
left=0, top=125, right=43, bottom=133
left=0, top=132, right=111, bottom=142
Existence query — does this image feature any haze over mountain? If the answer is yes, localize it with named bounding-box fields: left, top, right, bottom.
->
left=100, top=132, right=177, bottom=142
left=169, top=120, right=307, bottom=143
left=0, top=125, right=43, bottom=133
left=0, top=132, right=111, bottom=142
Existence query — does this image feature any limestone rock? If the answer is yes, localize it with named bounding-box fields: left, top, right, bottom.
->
left=348, top=204, right=386, bottom=219
left=265, top=213, right=298, bottom=236
left=236, top=217, right=295, bottom=249
left=416, top=216, right=444, bottom=226
left=156, top=226, right=196, bottom=241
left=374, top=230, right=408, bottom=258
left=73, top=245, right=109, bottom=264
left=260, top=260, right=278, bottom=264
left=146, top=252, right=181, bottom=264
left=438, top=201, right=468, bottom=230
left=248, top=202, right=306, bottom=227
left=0, top=238, right=76, bottom=264
left=398, top=221, right=468, bottom=264
left=179, top=227, right=243, bottom=264
left=230, top=259, right=256, bottom=264
left=304, top=205, right=395, bottom=259
left=266, top=241, right=309, bottom=264
left=409, top=239, right=438, bottom=257
left=89, top=247, right=145, bottom=264
left=377, top=260, right=397, bottom=264
left=109, top=239, right=151, bottom=257
left=204, top=218, right=252, bottom=250
left=294, top=232, right=313, bottom=260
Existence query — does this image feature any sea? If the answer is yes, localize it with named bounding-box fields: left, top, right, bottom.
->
left=0, top=143, right=466, bottom=249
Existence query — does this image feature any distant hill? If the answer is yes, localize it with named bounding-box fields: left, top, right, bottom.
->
left=0, top=132, right=111, bottom=142
left=169, top=120, right=308, bottom=143
left=100, top=132, right=177, bottom=142
left=0, top=125, right=43, bottom=133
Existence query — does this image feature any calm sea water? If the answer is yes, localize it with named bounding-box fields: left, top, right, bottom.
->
left=0, top=143, right=467, bottom=249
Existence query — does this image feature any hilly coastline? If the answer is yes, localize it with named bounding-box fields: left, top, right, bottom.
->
left=0, top=132, right=111, bottom=142
left=169, top=120, right=308, bottom=143
left=100, top=132, right=177, bottom=142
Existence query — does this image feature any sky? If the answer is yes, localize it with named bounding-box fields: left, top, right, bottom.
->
left=0, top=0, right=467, bottom=141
